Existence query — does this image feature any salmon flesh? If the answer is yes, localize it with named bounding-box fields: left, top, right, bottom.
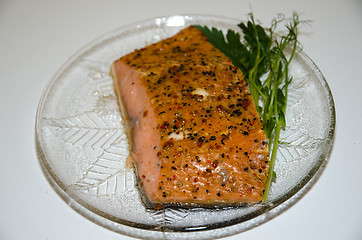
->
left=111, top=26, right=269, bottom=208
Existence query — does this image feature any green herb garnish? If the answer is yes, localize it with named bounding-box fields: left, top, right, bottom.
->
left=195, top=12, right=308, bottom=201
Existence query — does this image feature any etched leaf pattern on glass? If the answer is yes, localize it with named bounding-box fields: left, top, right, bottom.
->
left=278, top=70, right=328, bottom=164
left=45, top=58, right=133, bottom=196
left=147, top=208, right=190, bottom=226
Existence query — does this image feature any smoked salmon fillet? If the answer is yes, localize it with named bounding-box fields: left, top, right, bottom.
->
left=111, top=26, right=269, bottom=208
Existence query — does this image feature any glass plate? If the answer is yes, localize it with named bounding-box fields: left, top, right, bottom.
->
left=35, top=15, right=335, bottom=239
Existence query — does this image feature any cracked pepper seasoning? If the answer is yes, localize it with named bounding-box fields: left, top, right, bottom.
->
left=111, top=26, right=269, bottom=209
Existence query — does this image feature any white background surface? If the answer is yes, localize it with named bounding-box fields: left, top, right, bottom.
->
left=1, top=0, right=361, bottom=239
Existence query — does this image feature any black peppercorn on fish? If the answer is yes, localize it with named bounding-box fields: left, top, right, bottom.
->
left=111, top=26, right=269, bottom=209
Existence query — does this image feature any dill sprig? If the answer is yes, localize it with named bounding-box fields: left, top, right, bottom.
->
left=195, top=12, right=308, bottom=201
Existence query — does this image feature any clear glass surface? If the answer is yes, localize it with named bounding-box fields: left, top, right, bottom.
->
left=35, top=15, right=335, bottom=239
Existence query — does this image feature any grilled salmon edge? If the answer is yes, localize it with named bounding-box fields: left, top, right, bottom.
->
left=111, top=62, right=162, bottom=204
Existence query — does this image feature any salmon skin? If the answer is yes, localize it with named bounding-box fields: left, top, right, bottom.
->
left=111, top=26, right=269, bottom=209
